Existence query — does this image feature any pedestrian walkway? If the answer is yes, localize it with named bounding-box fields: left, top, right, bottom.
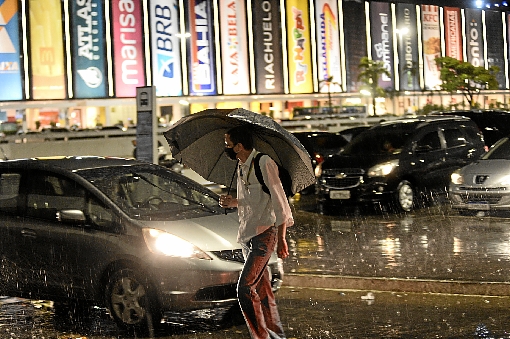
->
left=284, top=195, right=510, bottom=296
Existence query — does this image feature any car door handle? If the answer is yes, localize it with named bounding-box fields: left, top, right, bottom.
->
left=21, top=228, right=37, bottom=238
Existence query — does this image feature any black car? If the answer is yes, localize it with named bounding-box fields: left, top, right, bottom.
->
left=316, top=116, right=486, bottom=212
left=0, top=156, right=282, bottom=333
left=293, top=131, right=349, bottom=193
left=431, top=109, right=510, bottom=148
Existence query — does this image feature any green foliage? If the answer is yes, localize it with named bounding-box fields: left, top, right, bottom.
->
left=358, top=56, right=391, bottom=116
left=435, top=56, right=499, bottom=108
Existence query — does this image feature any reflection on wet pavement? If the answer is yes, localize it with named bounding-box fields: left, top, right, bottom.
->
left=288, top=195, right=510, bottom=282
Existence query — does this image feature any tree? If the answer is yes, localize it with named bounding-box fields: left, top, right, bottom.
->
left=357, top=57, right=391, bottom=116
left=435, top=56, right=499, bottom=108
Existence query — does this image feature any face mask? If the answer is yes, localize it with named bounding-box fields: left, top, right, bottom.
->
left=224, top=147, right=237, bottom=160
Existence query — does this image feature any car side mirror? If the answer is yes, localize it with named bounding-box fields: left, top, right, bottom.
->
left=57, top=209, right=86, bottom=225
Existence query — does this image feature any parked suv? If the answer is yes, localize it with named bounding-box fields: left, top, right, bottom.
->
left=316, top=116, right=485, bottom=212
left=431, top=109, right=510, bottom=148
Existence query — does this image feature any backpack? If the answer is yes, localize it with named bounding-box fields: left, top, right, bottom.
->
left=253, top=153, right=294, bottom=198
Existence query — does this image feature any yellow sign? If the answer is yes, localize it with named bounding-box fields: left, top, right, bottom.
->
left=286, top=0, right=313, bottom=94
left=29, top=0, right=66, bottom=99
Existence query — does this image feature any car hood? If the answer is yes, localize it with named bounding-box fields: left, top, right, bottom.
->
left=322, top=153, right=396, bottom=170
left=141, top=213, right=241, bottom=251
left=460, top=159, right=510, bottom=175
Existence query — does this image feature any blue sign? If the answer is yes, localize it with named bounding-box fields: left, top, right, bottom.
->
left=71, top=0, right=107, bottom=98
left=0, top=0, right=23, bottom=101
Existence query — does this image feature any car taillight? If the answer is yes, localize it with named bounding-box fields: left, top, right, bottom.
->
left=315, top=153, right=324, bottom=164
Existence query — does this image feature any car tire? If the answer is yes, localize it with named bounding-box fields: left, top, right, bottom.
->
left=396, top=180, right=414, bottom=212
left=105, top=268, right=161, bottom=334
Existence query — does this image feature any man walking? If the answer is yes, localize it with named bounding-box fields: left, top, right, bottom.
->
left=219, top=125, right=293, bottom=339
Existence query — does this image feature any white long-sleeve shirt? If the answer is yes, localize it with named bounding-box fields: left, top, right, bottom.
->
left=236, top=149, right=294, bottom=244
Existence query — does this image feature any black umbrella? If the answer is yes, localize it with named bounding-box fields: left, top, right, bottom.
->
left=164, top=108, right=315, bottom=195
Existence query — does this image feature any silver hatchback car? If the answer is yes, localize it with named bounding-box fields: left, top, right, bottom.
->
left=450, top=137, right=510, bottom=214
left=0, top=156, right=282, bottom=332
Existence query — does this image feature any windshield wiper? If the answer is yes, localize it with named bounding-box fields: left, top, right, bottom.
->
left=134, top=173, right=217, bottom=214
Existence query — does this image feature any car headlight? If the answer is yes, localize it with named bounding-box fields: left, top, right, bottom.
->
left=450, top=170, right=463, bottom=185
left=142, top=228, right=212, bottom=260
left=499, top=175, right=510, bottom=186
left=368, top=159, right=398, bottom=177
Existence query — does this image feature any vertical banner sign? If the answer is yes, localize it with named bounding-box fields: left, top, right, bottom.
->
left=485, top=11, right=505, bottom=89
left=370, top=2, right=393, bottom=89
left=251, top=0, right=283, bottom=94
left=150, top=0, right=182, bottom=97
left=219, top=0, right=250, bottom=95
left=443, top=7, right=463, bottom=61
left=465, top=8, right=484, bottom=68
left=0, top=0, right=23, bottom=100
left=396, top=3, right=419, bottom=91
left=315, top=0, right=341, bottom=92
left=111, top=0, right=145, bottom=98
left=29, top=0, right=66, bottom=99
left=286, top=0, right=313, bottom=94
left=421, top=5, right=441, bottom=90
left=342, top=0, right=366, bottom=92
left=71, top=0, right=107, bottom=98
left=186, top=0, right=216, bottom=96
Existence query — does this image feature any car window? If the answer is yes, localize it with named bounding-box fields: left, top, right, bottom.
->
left=87, top=195, right=115, bottom=229
left=0, top=173, right=21, bottom=215
left=443, top=128, right=467, bottom=148
left=484, top=137, right=510, bottom=160
left=416, top=131, right=441, bottom=151
left=343, top=128, right=411, bottom=155
left=24, top=172, right=86, bottom=221
left=82, top=167, right=222, bottom=220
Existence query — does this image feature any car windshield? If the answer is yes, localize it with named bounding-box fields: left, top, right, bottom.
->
left=342, top=124, right=416, bottom=155
left=483, top=137, right=510, bottom=160
left=78, top=165, right=223, bottom=220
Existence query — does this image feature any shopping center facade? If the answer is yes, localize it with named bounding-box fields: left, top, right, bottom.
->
left=0, top=0, right=509, bottom=130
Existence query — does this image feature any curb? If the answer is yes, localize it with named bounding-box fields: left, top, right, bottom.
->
left=284, top=274, right=510, bottom=296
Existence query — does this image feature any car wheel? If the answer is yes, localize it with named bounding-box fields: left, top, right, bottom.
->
left=105, top=268, right=161, bottom=334
left=396, top=180, right=414, bottom=212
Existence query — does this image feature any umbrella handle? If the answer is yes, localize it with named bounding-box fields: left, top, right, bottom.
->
left=225, top=160, right=238, bottom=215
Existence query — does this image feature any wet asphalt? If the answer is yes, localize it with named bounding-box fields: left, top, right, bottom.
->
left=3, top=193, right=510, bottom=338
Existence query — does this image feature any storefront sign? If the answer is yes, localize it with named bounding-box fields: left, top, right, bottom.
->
left=0, top=0, right=23, bottom=100
left=71, top=0, right=107, bottom=98
left=187, top=0, right=216, bottom=96
left=150, top=0, right=182, bottom=96
left=465, top=8, right=484, bottom=67
left=443, top=7, right=463, bottom=61
left=286, top=0, right=313, bottom=94
left=342, top=0, right=366, bottom=92
left=251, top=0, right=283, bottom=94
left=111, top=0, right=146, bottom=98
left=396, top=3, right=419, bottom=91
left=29, top=0, right=66, bottom=99
left=315, top=0, right=341, bottom=92
left=370, top=2, right=394, bottom=89
left=485, top=11, right=505, bottom=89
left=421, top=5, right=441, bottom=90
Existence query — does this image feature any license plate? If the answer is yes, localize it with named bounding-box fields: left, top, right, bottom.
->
left=330, top=190, right=350, bottom=199
left=467, top=202, right=490, bottom=210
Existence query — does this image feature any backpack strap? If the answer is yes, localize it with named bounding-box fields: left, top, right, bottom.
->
left=254, top=152, right=270, bottom=195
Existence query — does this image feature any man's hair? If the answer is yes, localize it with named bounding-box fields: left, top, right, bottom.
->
left=227, top=125, right=254, bottom=150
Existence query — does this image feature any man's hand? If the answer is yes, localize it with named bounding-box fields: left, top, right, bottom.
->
left=277, top=222, right=289, bottom=259
left=219, top=194, right=237, bottom=208
left=277, top=237, right=289, bottom=259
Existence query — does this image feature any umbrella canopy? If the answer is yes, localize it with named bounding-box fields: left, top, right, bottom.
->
left=164, top=108, right=315, bottom=195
